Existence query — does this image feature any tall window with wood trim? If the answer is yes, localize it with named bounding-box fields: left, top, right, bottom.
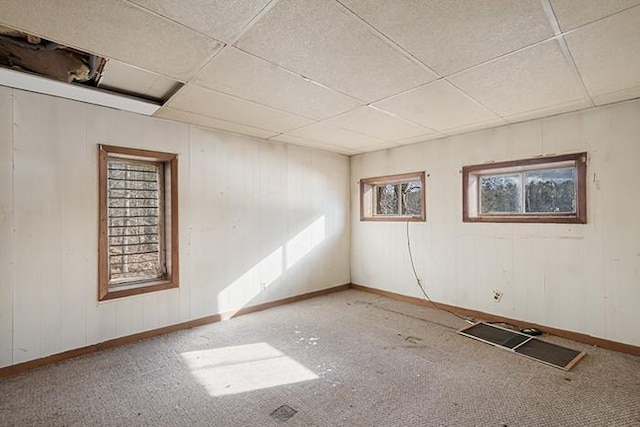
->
left=98, top=145, right=179, bottom=301
left=462, top=152, right=587, bottom=224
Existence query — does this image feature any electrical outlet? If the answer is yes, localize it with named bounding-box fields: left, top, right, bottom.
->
left=492, top=290, right=503, bottom=302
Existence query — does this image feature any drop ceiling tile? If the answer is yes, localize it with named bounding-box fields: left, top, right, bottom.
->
left=274, top=134, right=410, bottom=156
left=503, top=99, right=592, bottom=124
left=99, top=60, right=181, bottom=101
left=194, top=47, right=363, bottom=120
left=564, top=6, right=640, bottom=105
left=0, top=0, right=221, bottom=82
left=284, top=123, right=387, bottom=149
left=235, top=0, right=437, bottom=102
left=550, top=0, right=640, bottom=31
left=166, top=85, right=313, bottom=133
left=589, top=86, right=640, bottom=107
left=440, top=118, right=510, bottom=136
left=374, top=80, right=499, bottom=132
left=270, top=134, right=352, bottom=154
left=155, top=107, right=278, bottom=139
left=321, top=106, right=434, bottom=141
left=395, top=133, right=446, bottom=146
left=354, top=141, right=402, bottom=152
left=128, top=0, right=271, bottom=43
left=449, top=40, right=587, bottom=118
left=340, top=0, right=553, bottom=75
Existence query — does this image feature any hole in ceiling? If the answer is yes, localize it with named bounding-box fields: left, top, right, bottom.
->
left=0, top=25, right=105, bottom=85
left=0, top=25, right=181, bottom=104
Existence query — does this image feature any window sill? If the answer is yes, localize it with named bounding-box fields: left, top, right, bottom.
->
left=463, top=215, right=586, bottom=224
left=361, top=215, right=425, bottom=222
left=98, top=280, right=178, bottom=301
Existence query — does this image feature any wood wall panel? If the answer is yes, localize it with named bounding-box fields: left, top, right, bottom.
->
left=0, top=87, right=13, bottom=367
left=0, top=88, right=350, bottom=367
left=351, top=99, right=640, bottom=347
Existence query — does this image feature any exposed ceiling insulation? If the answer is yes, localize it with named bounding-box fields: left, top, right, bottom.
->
left=0, top=0, right=639, bottom=155
left=0, top=25, right=179, bottom=104
left=0, top=25, right=104, bottom=84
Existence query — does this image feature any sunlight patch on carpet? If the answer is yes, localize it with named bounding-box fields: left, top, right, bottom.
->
left=181, top=343, right=318, bottom=396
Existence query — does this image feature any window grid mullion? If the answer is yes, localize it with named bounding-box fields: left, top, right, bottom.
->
left=520, top=171, right=525, bottom=214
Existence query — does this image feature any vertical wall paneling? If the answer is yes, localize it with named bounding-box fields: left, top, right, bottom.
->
left=0, top=87, right=14, bottom=367
left=13, top=92, right=61, bottom=363
left=187, top=127, right=218, bottom=319
left=0, top=89, right=350, bottom=367
left=58, top=97, right=93, bottom=352
left=599, top=101, right=640, bottom=345
left=351, top=99, right=640, bottom=347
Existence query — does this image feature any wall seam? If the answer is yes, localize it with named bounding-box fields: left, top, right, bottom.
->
left=347, top=156, right=353, bottom=285
left=10, top=89, right=15, bottom=365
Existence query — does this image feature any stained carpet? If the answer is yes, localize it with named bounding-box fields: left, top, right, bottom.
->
left=1, top=289, right=639, bottom=426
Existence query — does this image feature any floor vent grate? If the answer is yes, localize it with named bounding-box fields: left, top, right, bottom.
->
left=459, top=322, right=585, bottom=370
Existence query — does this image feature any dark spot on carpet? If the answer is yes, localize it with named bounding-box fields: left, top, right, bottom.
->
left=270, top=404, right=297, bottom=422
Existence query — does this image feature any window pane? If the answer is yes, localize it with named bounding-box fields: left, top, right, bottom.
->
left=401, top=181, right=422, bottom=215
left=525, top=167, right=576, bottom=213
left=376, top=184, right=399, bottom=215
left=480, top=174, right=522, bottom=213
left=107, top=160, right=163, bottom=284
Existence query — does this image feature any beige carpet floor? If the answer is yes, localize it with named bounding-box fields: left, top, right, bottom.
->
left=1, top=289, right=639, bottom=426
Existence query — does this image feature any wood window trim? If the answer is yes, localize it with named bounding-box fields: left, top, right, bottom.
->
left=360, top=171, right=426, bottom=222
left=98, top=144, right=179, bottom=301
left=462, top=152, right=587, bottom=224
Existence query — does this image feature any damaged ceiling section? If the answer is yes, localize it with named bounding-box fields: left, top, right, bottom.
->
left=0, top=25, right=180, bottom=104
left=0, top=25, right=104, bottom=84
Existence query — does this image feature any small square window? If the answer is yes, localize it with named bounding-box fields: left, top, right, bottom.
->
left=463, top=153, right=586, bottom=224
left=360, top=172, right=425, bottom=221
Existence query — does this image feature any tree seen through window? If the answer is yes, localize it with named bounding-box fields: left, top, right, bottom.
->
left=480, top=167, right=576, bottom=215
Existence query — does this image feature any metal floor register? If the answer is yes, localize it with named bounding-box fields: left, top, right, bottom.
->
left=458, top=322, right=585, bottom=370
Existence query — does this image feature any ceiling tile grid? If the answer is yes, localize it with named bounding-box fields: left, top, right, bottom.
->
left=338, top=0, right=555, bottom=75
left=320, top=106, right=435, bottom=142
left=166, top=84, right=313, bottom=133
left=194, top=47, right=363, bottom=120
left=1, top=0, right=639, bottom=155
left=271, top=133, right=365, bottom=155
left=127, top=0, right=273, bottom=43
left=550, top=0, right=640, bottom=31
left=281, top=122, right=387, bottom=150
left=0, top=0, right=222, bottom=81
left=373, top=80, right=501, bottom=132
left=448, top=39, right=589, bottom=119
left=155, top=107, right=279, bottom=140
left=99, top=60, right=180, bottom=101
left=564, top=5, right=640, bottom=105
left=234, top=0, right=438, bottom=103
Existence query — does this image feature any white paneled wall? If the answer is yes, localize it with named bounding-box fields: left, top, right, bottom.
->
left=351, top=99, right=640, bottom=347
left=0, top=87, right=350, bottom=368
left=0, top=88, right=13, bottom=367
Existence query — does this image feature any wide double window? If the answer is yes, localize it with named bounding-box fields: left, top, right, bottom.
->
left=98, top=145, right=179, bottom=300
left=462, top=153, right=586, bottom=223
